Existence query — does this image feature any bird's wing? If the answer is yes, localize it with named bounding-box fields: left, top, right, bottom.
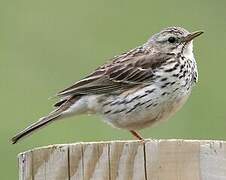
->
left=57, top=49, right=174, bottom=97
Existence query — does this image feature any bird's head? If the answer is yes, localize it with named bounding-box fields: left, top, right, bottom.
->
left=147, top=27, right=203, bottom=55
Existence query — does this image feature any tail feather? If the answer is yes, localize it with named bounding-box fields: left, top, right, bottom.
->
left=11, top=113, right=62, bottom=144
left=11, top=95, right=82, bottom=144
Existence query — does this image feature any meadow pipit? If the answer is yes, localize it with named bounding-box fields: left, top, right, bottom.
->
left=12, top=27, right=203, bottom=144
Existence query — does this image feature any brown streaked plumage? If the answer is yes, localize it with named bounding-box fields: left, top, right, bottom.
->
left=11, top=27, right=203, bottom=144
left=57, top=51, right=174, bottom=96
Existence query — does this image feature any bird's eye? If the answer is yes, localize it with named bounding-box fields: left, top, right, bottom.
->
left=168, top=37, right=176, bottom=43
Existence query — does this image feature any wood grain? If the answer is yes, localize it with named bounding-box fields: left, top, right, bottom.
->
left=18, top=139, right=226, bottom=180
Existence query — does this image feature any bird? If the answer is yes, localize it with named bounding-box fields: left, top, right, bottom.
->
left=11, top=27, right=203, bottom=144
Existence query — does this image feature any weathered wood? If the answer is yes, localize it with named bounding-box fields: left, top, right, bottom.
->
left=18, top=139, right=226, bottom=180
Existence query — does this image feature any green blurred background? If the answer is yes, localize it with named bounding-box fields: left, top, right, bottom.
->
left=1, top=0, right=226, bottom=179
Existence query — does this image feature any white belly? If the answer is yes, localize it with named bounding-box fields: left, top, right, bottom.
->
left=100, top=84, right=191, bottom=130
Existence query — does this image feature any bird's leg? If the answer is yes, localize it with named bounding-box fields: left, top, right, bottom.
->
left=130, top=130, right=144, bottom=141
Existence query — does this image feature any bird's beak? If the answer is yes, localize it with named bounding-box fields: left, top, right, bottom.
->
left=182, top=31, right=204, bottom=43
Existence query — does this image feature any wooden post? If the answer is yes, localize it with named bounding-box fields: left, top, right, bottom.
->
left=18, top=139, right=226, bottom=180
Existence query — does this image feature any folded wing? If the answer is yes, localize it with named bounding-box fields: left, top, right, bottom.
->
left=57, top=50, right=174, bottom=97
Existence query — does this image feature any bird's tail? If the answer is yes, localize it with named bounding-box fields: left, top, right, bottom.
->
left=11, top=111, right=62, bottom=144
left=11, top=95, right=82, bottom=144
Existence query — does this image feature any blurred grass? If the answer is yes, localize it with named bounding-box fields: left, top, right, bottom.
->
left=1, top=0, right=226, bottom=179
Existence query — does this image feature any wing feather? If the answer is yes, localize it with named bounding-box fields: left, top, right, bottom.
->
left=57, top=50, right=174, bottom=97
